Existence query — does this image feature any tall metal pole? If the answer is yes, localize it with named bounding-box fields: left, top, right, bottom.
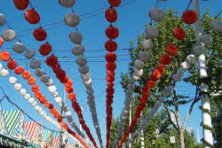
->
left=140, top=112, right=144, bottom=148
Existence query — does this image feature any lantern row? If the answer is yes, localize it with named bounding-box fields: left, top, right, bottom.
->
left=11, top=1, right=96, bottom=146
left=0, top=12, right=85, bottom=139
left=0, top=51, right=88, bottom=148
left=57, top=0, right=103, bottom=147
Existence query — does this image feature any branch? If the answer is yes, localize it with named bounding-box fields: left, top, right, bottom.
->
left=164, top=105, right=179, bottom=133
left=182, top=86, right=200, bottom=128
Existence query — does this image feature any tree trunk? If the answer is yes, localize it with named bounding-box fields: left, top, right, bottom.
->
left=179, top=129, right=185, bottom=148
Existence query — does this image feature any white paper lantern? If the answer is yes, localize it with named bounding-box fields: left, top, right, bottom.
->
left=29, top=98, right=36, bottom=106
left=14, top=83, right=22, bottom=91
left=24, top=93, right=31, bottom=100
left=45, top=79, right=54, bottom=86
left=72, top=44, right=84, bottom=56
left=211, top=20, right=222, bottom=32
left=200, top=34, right=213, bottom=46
left=69, top=31, right=82, bottom=44
left=181, top=61, right=191, bottom=70
left=142, top=39, right=153, bottom=50
left=186, top=54, right=196, bottom=65
left=59, top=0, right=76, bottom=7
left=132, top=74, right=140, bottom=80
left=2, top=29, right=16, bottom=42
left=9, top=76, right=17, bottom=84
left=81, top=73, right=91, bottom=81
left=25, top=49, right=35, bottom=59
left=133, top=68, right=143, bottom=77
left=48, top=85, right=57, bottom=93
left=0, top=13, right=5, bottom=26
left=20, top=88, right=27, bottom=96
left=145, top=24, right=159, bottom=39
left=30, top=60, right=41, bottom=69
left=64, top=13, right=80, bottom=27
left=40, top=75, right=50, bottom=82
left=0, top=63, right=2, bottom=70
left=12, top=42, right=26, bottom=53
left=134, top=60, right=144, bottom=70
left=193, top=44, right=204, bottom=55
left=162, top=86, right=173, bottom=97
left=138, top=51, right=149, bottom=62
left=148, top=7, right=165, bottom=22
left=0, top=69, right=9, bottom=76
left=83, top=78, right=92, bottom=86
left=78, top=65, right=89, bottom=74
left=76, top=56, right=87, bottom=66
left=55, top=97, right=62, bottom=103
left=35, top=68, right=44, bottom=77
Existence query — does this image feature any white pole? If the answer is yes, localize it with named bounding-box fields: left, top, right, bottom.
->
left=128, top=103, right=132, bottom=148
left=140, top=112, right=144, bottom=148
left=193, top=0, right=214, bottom=147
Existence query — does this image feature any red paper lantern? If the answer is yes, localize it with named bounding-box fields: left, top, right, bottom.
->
left=0, top=51, right=11, bottom=61
left=50, top=108, right=56, bottom=114
left=153, top=69, right=162, bottom=79
left=46, top=54, right=58, bottom=67
left=108, top=0, right=121, bottom=7
left=150, top=74, right=158, bottom=82
left=68, top=93, right=76, bottom=102
left=65, top=79, right=73, bottom=87
left=35, top=92, right=42, bottom=99
left=182, top=10, right=198, bottom=25
left=172, top=27, right=185, bottom=40
left=105, top=52, right=117, bottom=62
left=107, top=81, right=114, bottom=88
left=39, top=43, right=52, bottom=56
left=24, top=8, right=40, bottom=24
left=105, top=40, right=117, bottom=52
left=13, top=0, right=29, bottom=10
left=7, top=60, right=17, bottom=70
left=157, top=63, right=165, bottom=73
left=65, top=86, right=74, bottom=93
left=31, top=85, right=40, bottom=92
left=0, top=37, right=3, bottom=47
left=48, top=104, right=54, bottom=109
left=22, top=71, right=31, bottom=79
left=105, top=26, right=119, bottom=39
left=106, top=62, right=116, bottom=71
left=28, top=77, right=36, bottom=85
left=106, top=75, right=115, bottom=82
left=52, top=63, right=61, bottom=72
left=160, top=54, right=172, bottom=65
left=166, top=44, right=178, bottom=56
left=105, top=8, right=118, bottom=22
left=56, top=70, right=66, bottom=79
left=33, top=27, right=47, bottom=41
left=106, top=87, right=114, bottom=94
left=147, top=80, right=155, bottom=89
left=15, top=66, right=24, bottom=75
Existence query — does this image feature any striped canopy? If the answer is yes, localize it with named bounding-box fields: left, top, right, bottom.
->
left=1, top=110, right=22, bottom=134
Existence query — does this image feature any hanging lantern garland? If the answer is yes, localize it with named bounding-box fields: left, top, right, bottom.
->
left=0, top=52, right=88, bottom=148
left=12, top=1, right=91, bottom=142
left=0, top=13, right=84, bottom=138
left=0, top=64, right=86, bottom=148
left=112, top=6, right=165, bottom=148
left=117, top=6, right=199, bottom=148
left=105, top=1, right=121, bottom=147
left=57, top=1, right=100, bottom=148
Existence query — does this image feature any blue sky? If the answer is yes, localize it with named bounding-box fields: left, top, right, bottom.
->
left=0, top=0, right=221, bottom=146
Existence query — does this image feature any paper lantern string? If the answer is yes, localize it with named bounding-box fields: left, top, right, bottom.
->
left=0, top=13, right=84, bottom=138
left=58, top=1, right=102, bottom=148
left=0, top=52, right=89, bottom=148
